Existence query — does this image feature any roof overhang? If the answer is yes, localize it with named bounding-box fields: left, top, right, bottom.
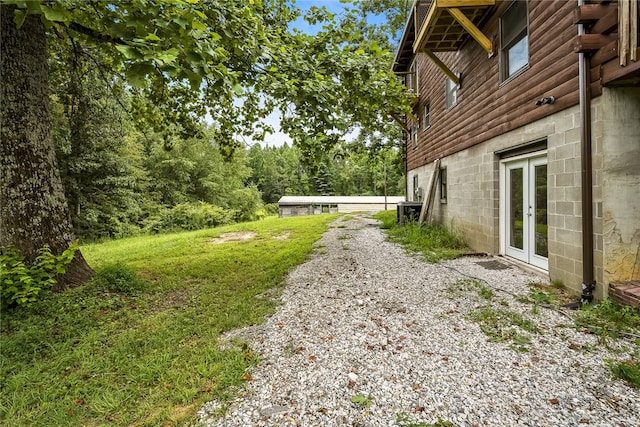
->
left=414, top=0, right=495, bottom=55
left=393, top=0, right=495, bottom=78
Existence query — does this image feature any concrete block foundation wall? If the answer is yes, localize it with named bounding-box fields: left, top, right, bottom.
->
left=408, top=104, right=607, bottom=298
left=600, top=87, right=640, bottom=286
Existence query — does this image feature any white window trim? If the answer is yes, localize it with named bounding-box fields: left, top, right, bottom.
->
left=499, top=0, right=530, bottom=83
left=423, top=102, right=431, bottom=130
left=445, top=76, right=458, bottom=110
left=408, top=59, right=419, bottom=96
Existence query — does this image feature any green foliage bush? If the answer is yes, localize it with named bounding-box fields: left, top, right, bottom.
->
left=145, top=202, right=235, bottom=233
left=228, top=186, right=265, bottom=222
left=0, top=243, right=78, bottom=308
left=93, top=263, right=146, bottom=294
left=264, top=203, right=279, bottom=215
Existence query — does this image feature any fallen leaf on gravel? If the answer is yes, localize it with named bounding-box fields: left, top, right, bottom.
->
left=579, top=419, right=590, bottom=424
left=412, top=384, right=420, bottom=391
left=549, top=398, right=559, bottom=405
left=359, top=323, right=366, bottom=328
left=309, top=355, right=316, bottom=361
left=569, top=343, right=581, bottom=350
left=348, top=380, right=356, bottom=388
left=532, top=356, right=540, bottom=362
left=414, top=405, right=425, bottom=412
left=241, top=374, right=252, bottom=381
left=399, top=335, right=406, bottom=341
left=442, top=356, right=449, bottom=361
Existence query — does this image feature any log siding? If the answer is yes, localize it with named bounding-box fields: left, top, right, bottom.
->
left=406, top=0, right=582, bottom=171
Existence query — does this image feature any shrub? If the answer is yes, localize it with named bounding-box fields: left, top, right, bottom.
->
left=264, top=203, right=279, bottom=215
left=227, top=186, right=264, bottom=222
left=145, top=202, right=235, bottom=233
left=1, top=243, right=78, bottom=308
left=93, top=263, right=146, bottom=294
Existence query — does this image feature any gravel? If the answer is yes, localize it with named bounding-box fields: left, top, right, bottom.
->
left=198, top=215, right=640, bottom=427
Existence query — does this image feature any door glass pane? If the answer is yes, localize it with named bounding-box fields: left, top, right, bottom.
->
left=534, top=164, right=548, bottom=257
left=509, top=168, right=524, bottom=249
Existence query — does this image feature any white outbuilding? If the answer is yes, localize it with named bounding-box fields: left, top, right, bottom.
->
left=278, top=196, right=404, bottom=217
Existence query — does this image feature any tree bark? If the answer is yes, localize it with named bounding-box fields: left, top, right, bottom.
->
left=1, top=5, right=94, bottom=289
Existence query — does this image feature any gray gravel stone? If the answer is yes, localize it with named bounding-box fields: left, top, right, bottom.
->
left=197, top=214, right=640, bottom=427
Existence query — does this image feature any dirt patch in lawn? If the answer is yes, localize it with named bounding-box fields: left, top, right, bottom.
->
left=209, top=231, right=256, bottom=244
left=273, top=231, right=291, bottom=241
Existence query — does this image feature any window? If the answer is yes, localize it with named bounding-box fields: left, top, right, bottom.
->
left=439, top=167, right=447, bottom=202
left=406, top=59, right=419, bottom=95
left=500, top=1, right=529, bottom=81
left=445, top=77, right=458, bottom=109
left=410, top=123, right=418, bottom=149
left=413, top=175, right=421, bottom=201
left=423, top=102, right=430, bottom=130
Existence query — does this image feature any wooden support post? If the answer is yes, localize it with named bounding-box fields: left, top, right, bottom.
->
left=418, top=159, right=440, bottom=224
left=630, top=0, right=638, bottom=61
left=620, top=0, right=630, bottom=65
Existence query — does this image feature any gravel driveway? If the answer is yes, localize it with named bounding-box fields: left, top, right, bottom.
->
left=198, top=215, right=640, bottom=427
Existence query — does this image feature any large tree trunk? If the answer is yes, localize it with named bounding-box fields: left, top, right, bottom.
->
left=1, top=5, right=94, bottom=289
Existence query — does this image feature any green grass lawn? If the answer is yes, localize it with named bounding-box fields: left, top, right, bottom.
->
left=1, top=214, right=337, bottom=426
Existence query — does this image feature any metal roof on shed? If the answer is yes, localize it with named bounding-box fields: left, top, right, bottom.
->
left=278, top=196, right=405, bottom=205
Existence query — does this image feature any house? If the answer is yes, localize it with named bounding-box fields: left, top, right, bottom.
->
left=278, top=196, right=405, bottom=217
left=393, top=0, right=639, bottom=302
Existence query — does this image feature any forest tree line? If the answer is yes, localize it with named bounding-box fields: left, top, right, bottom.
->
left=51, top=55, right=404, bottom=241
left=1, top=1, right=413, bottom=289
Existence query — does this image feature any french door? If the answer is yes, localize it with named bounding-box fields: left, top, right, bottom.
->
left=504, top=156, right=548, bottom=270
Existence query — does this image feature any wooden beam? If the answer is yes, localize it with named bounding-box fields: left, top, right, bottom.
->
left=446, top=7, right=493, bottom=55
left=422, top=49, right=460, bottom=85
left=602, top=48, right=640, bottom=84
left=573, top=34, right=617, bottom=53
left=389, top=112, right=409, bottom=133
left=414, top=0, right=439, bottom=53
left=574, top=4, right=612, bottom=24
left=435, top=0, right=494, bottom=7
left=590, top=7, right=619, bottom=35
left=591, top=39, right=618, bottom=66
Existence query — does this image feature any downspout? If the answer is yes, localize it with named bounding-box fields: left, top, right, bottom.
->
left=578, top=0, right=596, bottom=303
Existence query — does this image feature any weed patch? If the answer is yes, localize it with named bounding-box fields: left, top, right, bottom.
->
left=373, top=211, right=467, bottom=262
left=607, top=358, right=640, bottom=388
left=447, top=279, right=493, bottom=300
left=468, top=306, right=540, bottom=351
left=575, top=299, right=640, bottom=339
